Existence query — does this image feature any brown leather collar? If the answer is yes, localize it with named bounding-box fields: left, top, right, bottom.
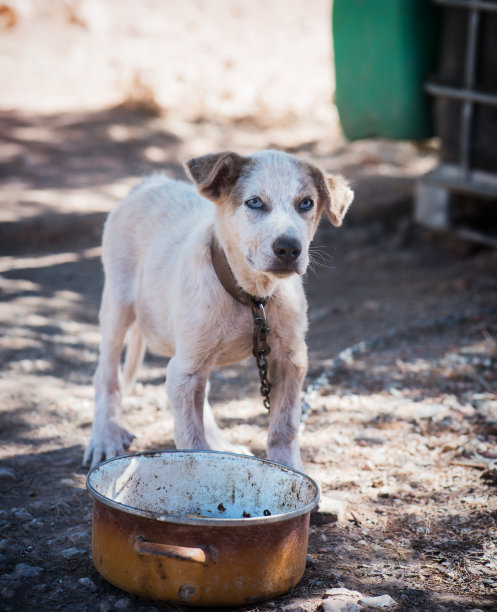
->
left=210, top=237, right=269, bottom=308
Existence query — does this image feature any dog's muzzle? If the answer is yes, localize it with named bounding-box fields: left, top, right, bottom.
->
left=272, top=236, right=302, bottom=264
left=270, top=236, right=303, bottom=275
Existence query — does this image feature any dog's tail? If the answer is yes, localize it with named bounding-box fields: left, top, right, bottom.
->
left=122, top=322, right=146, bottom=395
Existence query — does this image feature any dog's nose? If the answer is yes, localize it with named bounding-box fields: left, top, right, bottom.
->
left=272, top=236, right=302, bottom=264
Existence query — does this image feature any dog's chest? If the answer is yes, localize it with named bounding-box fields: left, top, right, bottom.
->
left=137, top=296, right=255, bottom=366
left=212, top=315, right=254, bottom=367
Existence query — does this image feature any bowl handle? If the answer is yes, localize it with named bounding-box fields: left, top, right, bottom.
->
left=134, top=536, right=217, bottom=566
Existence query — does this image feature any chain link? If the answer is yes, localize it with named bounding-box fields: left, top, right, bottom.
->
left=250, top=300, right=271, bottom=411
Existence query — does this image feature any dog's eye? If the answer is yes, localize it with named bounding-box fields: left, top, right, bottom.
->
left=245, top=197, right=263, bottom=209
left=299, top=198, right=314, bottom=212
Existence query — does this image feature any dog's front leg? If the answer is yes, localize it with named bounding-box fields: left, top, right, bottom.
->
left=266, top=339, right=307, bottom=471
left=165, top=355, right=211, bottom=450
left=83, top=297, right=136, bottom=467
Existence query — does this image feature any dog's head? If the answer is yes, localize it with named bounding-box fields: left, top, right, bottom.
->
left=185, top=149, right=353, bottom=289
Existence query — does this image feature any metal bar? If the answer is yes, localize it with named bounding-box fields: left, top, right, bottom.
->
left=460, top=5, right=480, bottom=177
left=421, top=164, right=497, bottom=199
left=456, top=228, right=497, bottom=248
left=425, top=83, right=497, bottom=107
left=424, top=175, right=497, bottom=199
left=434, top=0, right=497, bottom=12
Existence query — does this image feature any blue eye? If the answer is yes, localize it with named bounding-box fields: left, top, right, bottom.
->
left=299, top=198, right=314, bottom=212
left=245, top=197, right=263, bottom=209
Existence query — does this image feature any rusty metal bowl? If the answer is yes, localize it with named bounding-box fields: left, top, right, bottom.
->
left=86, top=450, right=319, bottom=607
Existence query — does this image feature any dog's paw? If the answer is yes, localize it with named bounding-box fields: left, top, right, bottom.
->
left=267, top=448, right=304, bottom=472
left=82, top=424, right=135, bottom=468
left=217, top=441, right=253, bottom=456
left=204, top=429, right=252, bottom=456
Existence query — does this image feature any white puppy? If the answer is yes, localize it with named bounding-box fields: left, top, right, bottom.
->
left=83, top=150, right=353, bottom=470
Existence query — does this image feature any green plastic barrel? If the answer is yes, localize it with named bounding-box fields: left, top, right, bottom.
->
left=333, top=0, right=440, bottom=141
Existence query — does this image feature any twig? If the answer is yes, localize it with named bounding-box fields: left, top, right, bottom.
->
left=449, top=461, right=486, bottom=470
left=482, top=328, right=497, bottom=353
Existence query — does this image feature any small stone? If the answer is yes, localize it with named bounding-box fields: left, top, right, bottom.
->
left=412, top=403, right=448, bottom=420
left=322, top=587, right=362, bottom=611
left=78, top=576, right=97, bottom=592
left=0, top=539, right=10, bottom=552
left=114, top=597, right=133, bottom=611
left=1, top=585, right=16, bottom=599
left=11, top=563, right=43, bottom=579
left=325, top=588, right=362, bottom=599
left=316, top=494, right=348, bottom=523
left=321, top=600, right=360, bottom=612
left=0, top=467, right=16, bottom=480
left=280, top=599, right=316, bottom=612
left=68, top=530, right=89, bottom=544
left=484, top=460, right=497, bottom=478
left=13, top=509, right=32, bottom=521
left=60, top=547, right=85, bottom=560
left=306, top=554, right=316, bottom=567
left=99, top=601, right=115, bottom=612
left=62, top=580, right=79, bottom=592
left=29, top=518, right=44, bottom=529
left=359, top=594, right=397, bottom=609
left=59, top=478, right=77, bottom=488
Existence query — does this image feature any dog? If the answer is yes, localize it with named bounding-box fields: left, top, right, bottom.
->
left=83, top=149, right=353, bottom=470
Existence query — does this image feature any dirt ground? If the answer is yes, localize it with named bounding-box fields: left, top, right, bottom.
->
left=1, top=1, right=497, bottom=611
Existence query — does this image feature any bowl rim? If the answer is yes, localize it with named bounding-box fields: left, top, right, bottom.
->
left=86, top=449, right=320, bottom=526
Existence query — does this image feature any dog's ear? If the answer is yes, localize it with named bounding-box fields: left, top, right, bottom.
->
left=325, top=175, right=354, bottom=227
left=184, top=152, right=247, bottom=203
left=307, top=164, right=354, bottom=227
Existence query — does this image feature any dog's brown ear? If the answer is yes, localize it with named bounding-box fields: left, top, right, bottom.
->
left=184, top=152, right=247, bottom=203
left=325, top=175, right=354, bottom=227
left=308, top=164, right=353, bottom=227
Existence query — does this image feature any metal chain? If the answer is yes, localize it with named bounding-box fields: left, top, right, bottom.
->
left=250, top=300, right=271, bottom=411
